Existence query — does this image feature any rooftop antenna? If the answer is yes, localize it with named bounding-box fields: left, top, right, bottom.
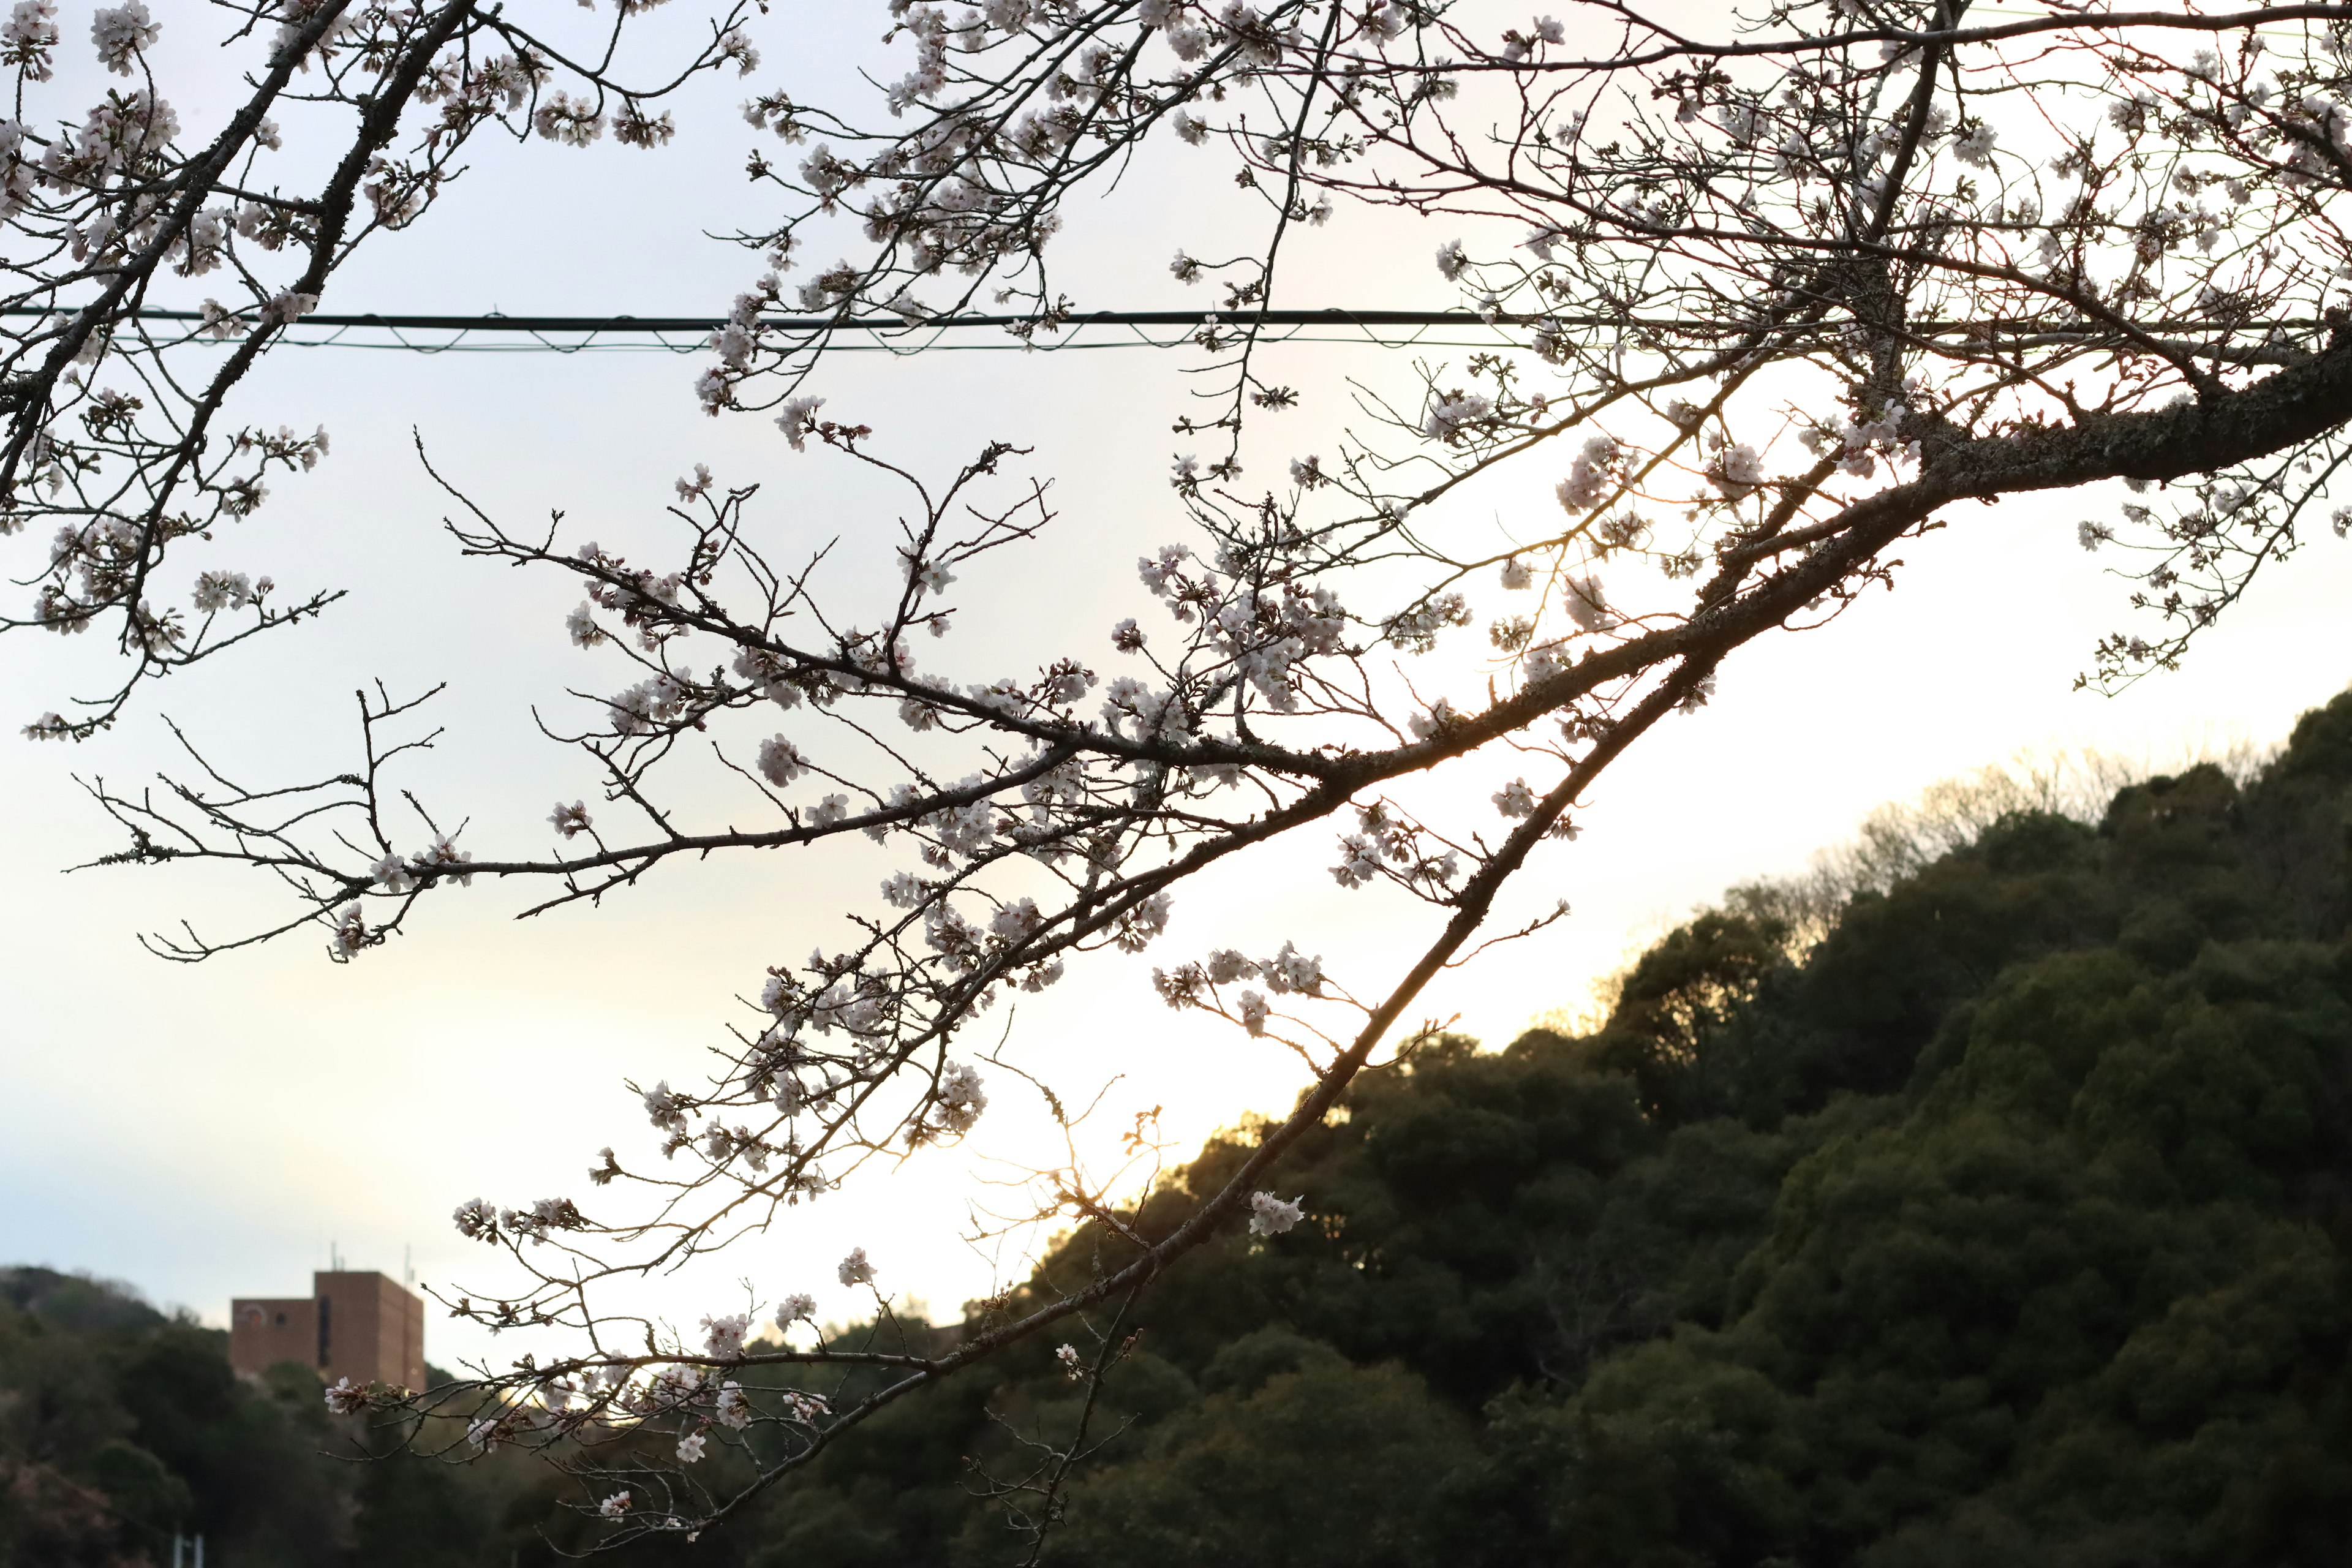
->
left=404, top=1245, right=413, bottom=1289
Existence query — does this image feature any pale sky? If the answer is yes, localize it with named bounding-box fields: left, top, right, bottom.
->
left=4, top=2, right=2349, bottom=1373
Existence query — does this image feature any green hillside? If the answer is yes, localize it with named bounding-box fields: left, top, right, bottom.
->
left=10, top=690, right=2351, bottom=1567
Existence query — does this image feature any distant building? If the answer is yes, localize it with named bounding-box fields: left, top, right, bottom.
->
left=230, top=1271, right=425, bottom=1390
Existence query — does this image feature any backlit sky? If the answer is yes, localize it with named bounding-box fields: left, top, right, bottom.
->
left=3, top=3, right=2349, bottom=1371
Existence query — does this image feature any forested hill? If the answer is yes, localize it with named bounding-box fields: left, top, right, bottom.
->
left=781, top=690, right=2352, bottom=1568
left=9, top=692, right=2351, bottom=1567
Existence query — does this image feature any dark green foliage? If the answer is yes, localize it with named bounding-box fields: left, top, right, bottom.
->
left=12, top=688, right=2352, bottom=1564
left=1039, top=1333, right=1475, bottom=1568
left=0, top=1272, right=356, bottom=1567
left=750, top=690, right=2352, bottom=1567
left=0, top=1273, right=556, bottom=1567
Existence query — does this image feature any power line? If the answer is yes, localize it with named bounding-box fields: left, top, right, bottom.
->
left=1, top=304, right=1551, bottom=355
left=3, top=304, right=1519, bottom=335
left=186, top=306, right=1501, bottom=332
left=1, top=305, right=2316, bottom=355
left=10, top=304, right=2320, bottom=331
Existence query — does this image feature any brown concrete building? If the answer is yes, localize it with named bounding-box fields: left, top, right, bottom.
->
left=230, top=1271, right=425, bottom=1390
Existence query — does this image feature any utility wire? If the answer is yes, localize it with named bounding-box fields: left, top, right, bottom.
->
left=0, top=305, right=2316, bottom=355
left=0, top=306, right=1509, bottom=333
left=0, top=304, right=1552, bottom=355
left=8, top=305, right=2321, bottom=331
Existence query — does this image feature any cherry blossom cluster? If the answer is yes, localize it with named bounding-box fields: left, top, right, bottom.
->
left=0, top=0, right=754, bottom=737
